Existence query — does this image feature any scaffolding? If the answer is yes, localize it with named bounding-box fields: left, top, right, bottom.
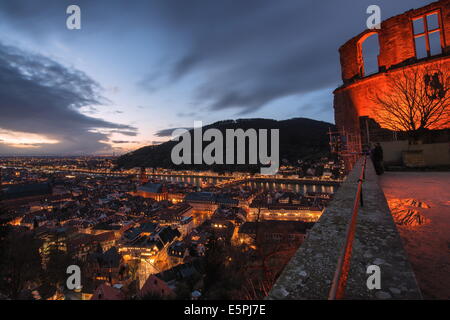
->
left=328, top=127, right=363, bottom=173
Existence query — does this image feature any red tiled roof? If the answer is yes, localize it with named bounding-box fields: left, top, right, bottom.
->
left=139, top=275, right=174, bottom=298
left=91, top=283, right=125, bottom=300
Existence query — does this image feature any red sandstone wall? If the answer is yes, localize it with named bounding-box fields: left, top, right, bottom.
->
left=335, top=57, right=450, bottom=134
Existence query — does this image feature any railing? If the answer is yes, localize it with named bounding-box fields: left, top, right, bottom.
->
left=328, top=155, right=367, bottom=300
left=267, top=155, right=421, bottom=300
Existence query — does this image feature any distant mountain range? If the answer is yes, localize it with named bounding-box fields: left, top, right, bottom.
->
left=116, top=118, right=335, bottom=173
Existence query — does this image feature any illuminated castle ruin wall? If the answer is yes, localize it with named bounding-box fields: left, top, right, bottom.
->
left=334, top=0, right=450, bottom=140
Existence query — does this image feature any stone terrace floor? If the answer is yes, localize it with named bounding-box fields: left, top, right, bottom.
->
left=380, top=171, right=450, bottom=299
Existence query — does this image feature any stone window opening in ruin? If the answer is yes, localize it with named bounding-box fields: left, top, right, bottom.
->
left=413, top=11, right=444, bottom=59
left=358, top=32, right=380, bottom=77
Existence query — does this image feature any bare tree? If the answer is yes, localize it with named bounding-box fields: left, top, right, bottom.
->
left=370, top=63, right=450, bottom=140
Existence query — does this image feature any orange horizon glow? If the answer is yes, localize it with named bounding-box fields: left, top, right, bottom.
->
left=0, top=129, right=59, bottom=148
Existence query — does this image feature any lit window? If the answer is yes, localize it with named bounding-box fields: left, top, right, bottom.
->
left=413, top=12, right=443, bottom=59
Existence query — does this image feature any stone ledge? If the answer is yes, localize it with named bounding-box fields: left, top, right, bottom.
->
left=267, top=159, right=422, bottom=300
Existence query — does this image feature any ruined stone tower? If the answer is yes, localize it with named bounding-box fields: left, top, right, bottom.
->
left=333, top=0, right=450, bottom=149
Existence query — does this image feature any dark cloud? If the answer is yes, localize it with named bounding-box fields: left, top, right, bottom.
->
left=112, top=140, right=138, bottom=144
left=139, top=0, right=434, bottom=114
left=0, top=42, right=137, bottom=154
left=109, top=129, right=137, bottom=136
left=155, top=127, right=192, bottom=137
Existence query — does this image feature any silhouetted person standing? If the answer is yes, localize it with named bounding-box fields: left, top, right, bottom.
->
left=371, top=142, right=384, bottom=175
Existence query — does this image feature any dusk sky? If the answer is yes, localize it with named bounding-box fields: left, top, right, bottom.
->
left=0, top=0, right=434, bottom=155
